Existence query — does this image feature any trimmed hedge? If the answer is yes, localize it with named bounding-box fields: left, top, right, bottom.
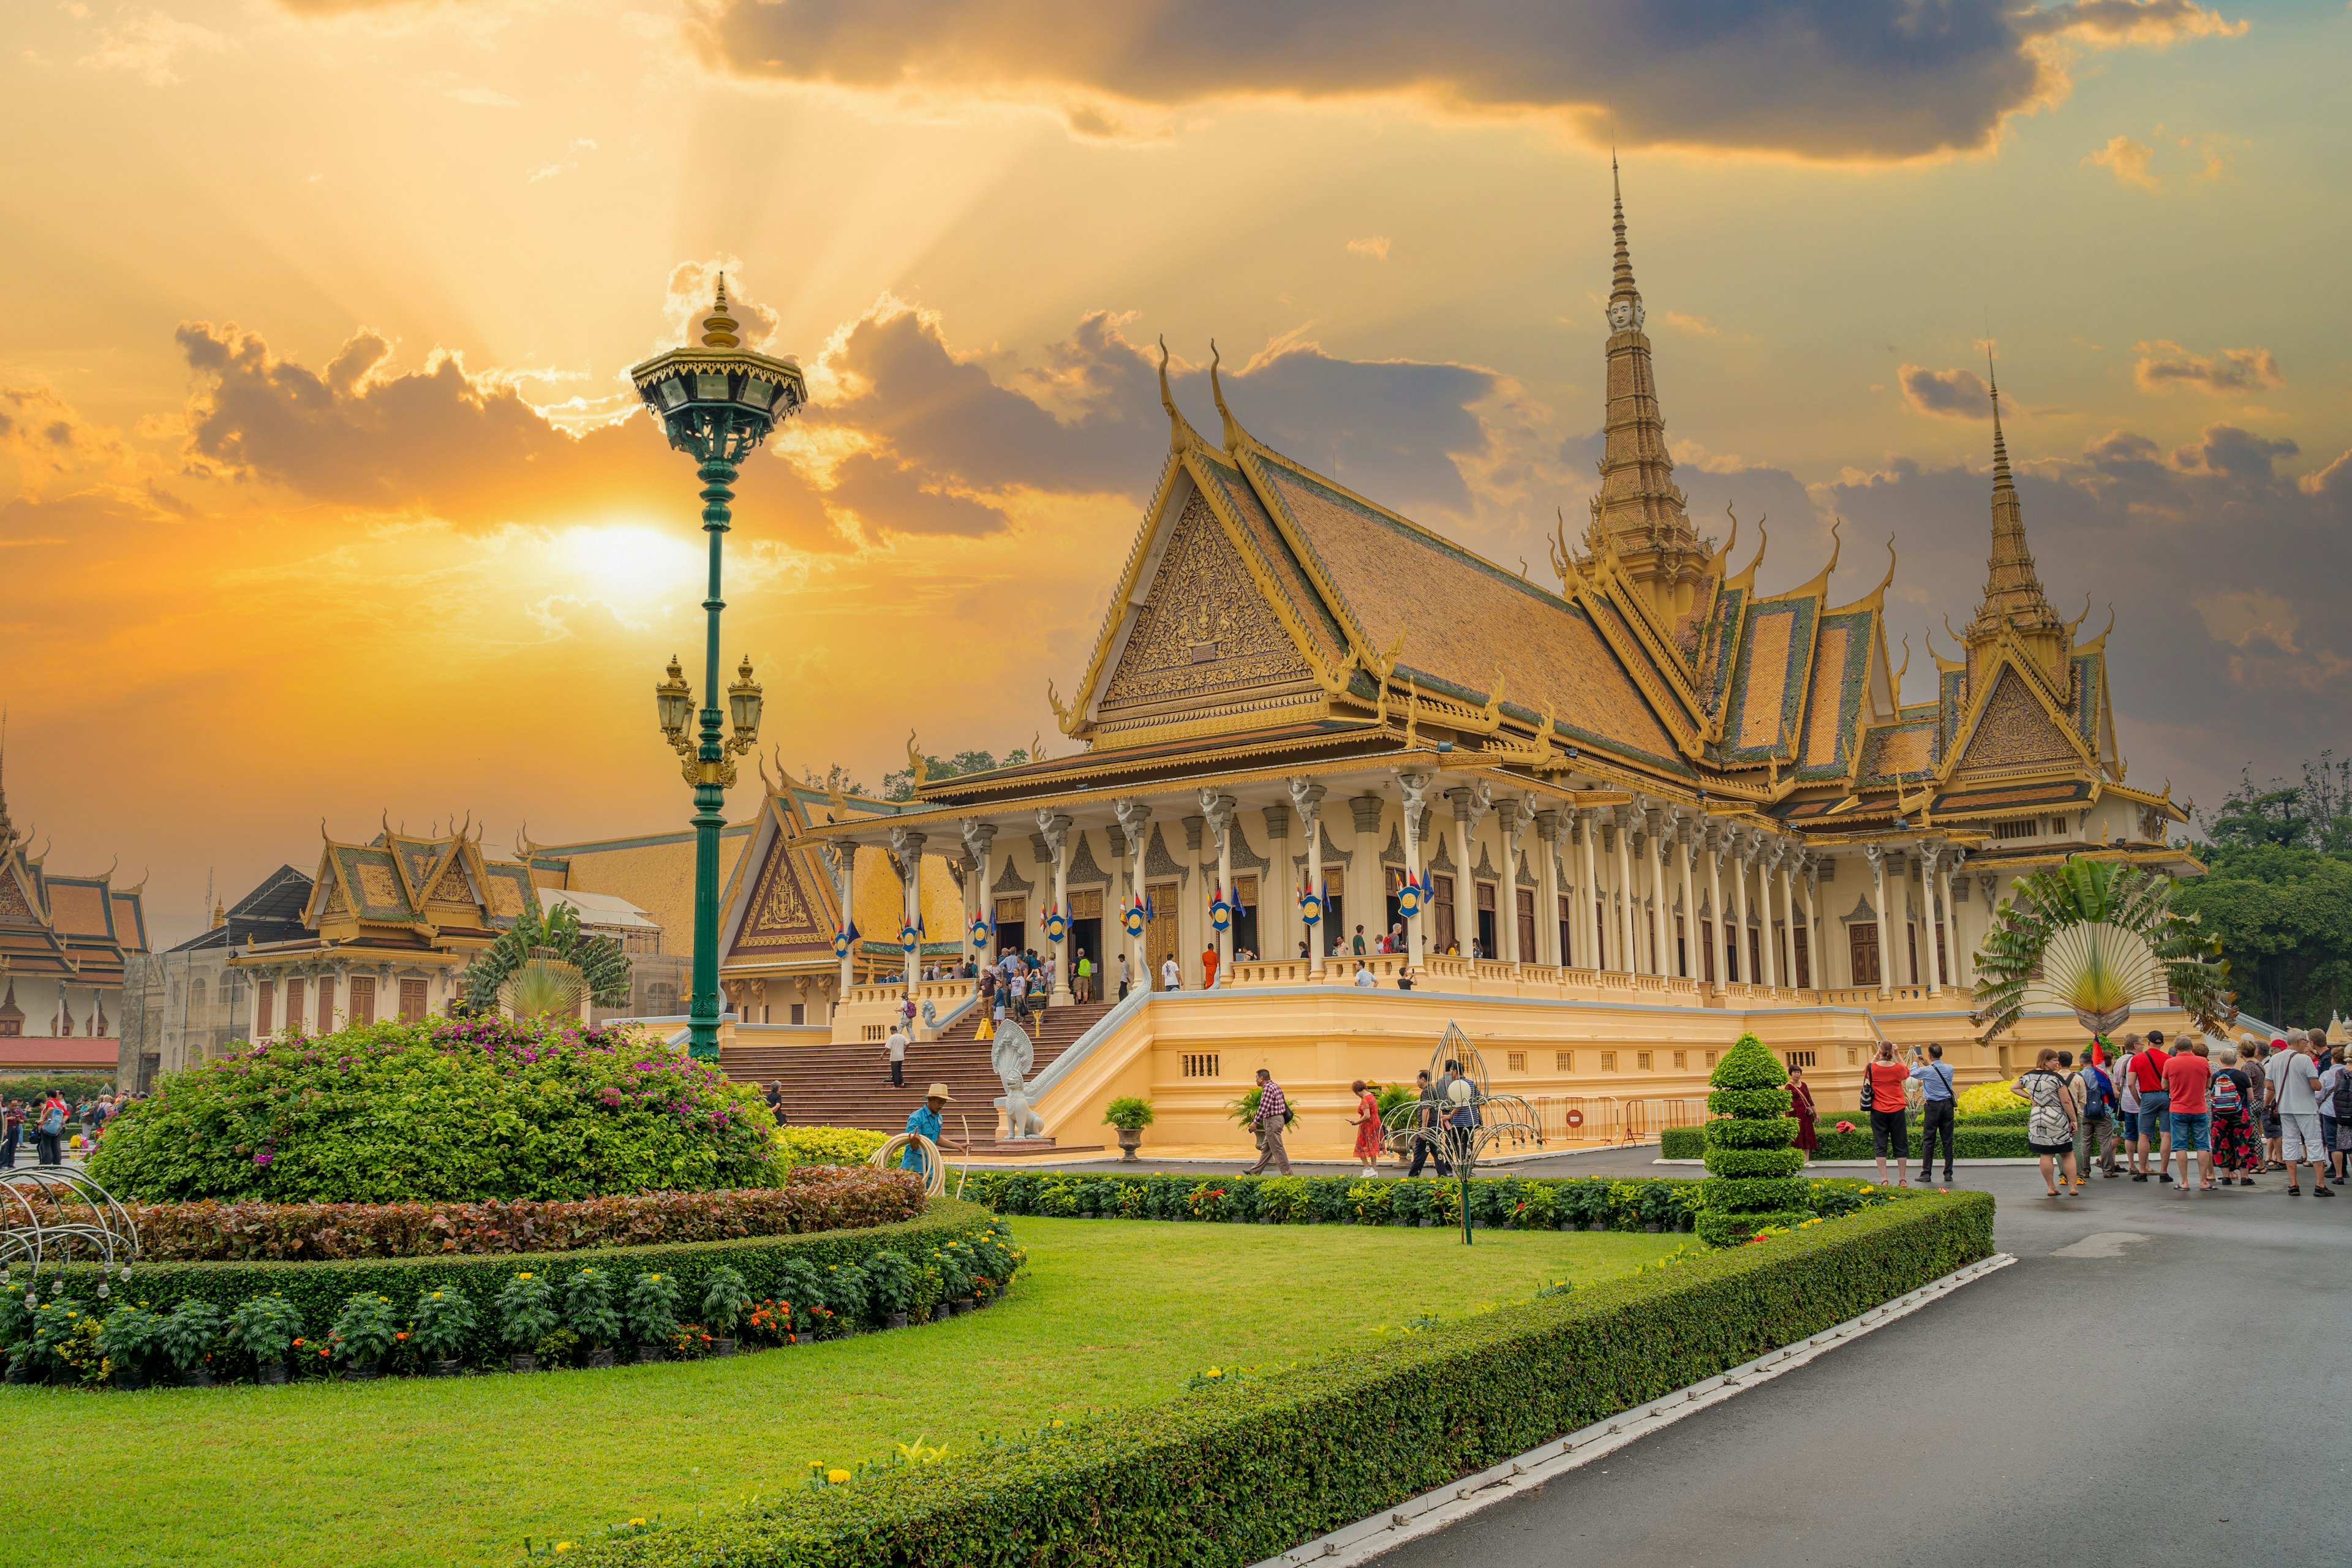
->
left=12, top=1166, right=924, bottom=1262
left=961, top=1170, right=1898, bottom=1234
left=32, top=1199, right=1005, bottom=1377
left=1663, top=1118, right=2038, bottom=1161
left=571, top=1189, right=1994, bottom=1566
left=778, top=1126, right=893, bottom=1166
left=1698, top=1035, right=1804, bottom=1246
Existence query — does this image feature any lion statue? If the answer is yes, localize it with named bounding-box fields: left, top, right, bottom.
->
left=992, top=1020, right=1042, bottom=1140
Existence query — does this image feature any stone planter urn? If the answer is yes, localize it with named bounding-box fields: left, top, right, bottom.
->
left=586, top=1346, right=616, bottom=1370
left=1117, top=1128, right=1144, bottom=1161
left=424, top=1359, right=462, bottom=1379
left=254, top=1360, right=287, bottom=1387
left=509, top=1352, right=540, bottom=1374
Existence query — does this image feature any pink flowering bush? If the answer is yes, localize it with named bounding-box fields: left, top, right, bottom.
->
left=88, top=1016, right=785, bottom=1203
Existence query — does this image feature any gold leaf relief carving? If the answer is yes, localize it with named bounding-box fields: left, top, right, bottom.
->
left=355, top=865, right=405, bottom=910
left=1102, top=489, right=1307, bottom=707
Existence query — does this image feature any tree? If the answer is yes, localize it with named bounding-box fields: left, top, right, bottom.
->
left=882, top=748, right=1030, bottom=802
left=1697, top=1033, right=1808, bottom=1248
left=460, top=903, right=633, bottom=1016
left=2176, top=752, right=2352, bottom=1025
left=1973, top=859, right=2230, bottom=1042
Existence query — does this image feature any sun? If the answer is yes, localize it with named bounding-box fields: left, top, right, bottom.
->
left=559, top=524, right=703, bottom=609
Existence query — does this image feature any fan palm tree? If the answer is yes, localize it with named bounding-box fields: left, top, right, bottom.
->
left=462, top=902, right=634, bottom=1016
left=1972, top=858, right=2229, bottom=1042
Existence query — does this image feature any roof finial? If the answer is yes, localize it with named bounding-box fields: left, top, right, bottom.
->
left=701, top=273, right=741, bottom=350
left=1609, top=151, right=1638, bottom=308
left=1209, top=339, right=1244, bottom=450
left=1986, top=342, right=2011, bottom=489
left=1156, top=334, right=1193, bottom=447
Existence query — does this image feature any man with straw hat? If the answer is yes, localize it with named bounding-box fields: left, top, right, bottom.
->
left=903, top=1085, right=951, bottom=1175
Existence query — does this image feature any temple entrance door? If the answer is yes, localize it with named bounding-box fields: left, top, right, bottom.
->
left=1321, top=866, right=1343, bottom=957
left=1557, top=894, right=1572, bottom=968
left=1384, top=867, right=1404, bottom=948
left=1700, top=919, right=1715, bottom=982
left=1747, top=927, right=1763, bottom=985
left=1906, top=923, right=1920, bottom=986
left=993, top=896, right=1027, bottom=963
left=1475, top=882, right=1497, bottom=959
left=1516, top=888, right=1537, bottom=964
left=1232, top=875, right=1261, bottom=959
left=1145, top=881, right=1180, bottom=984
left=1068, top=888, right=1103, bottom=991
left=1432, top=873, right=1457, bottom=954
left=1850, top=922, right=1881, bottom=987
left=1794, top=927, right=1812, bottom=990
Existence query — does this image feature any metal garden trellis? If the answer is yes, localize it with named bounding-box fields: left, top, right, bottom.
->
left=1381, top=1022, right=1544, bottom=1244
left=0, top=1168, right=141, bottom=1311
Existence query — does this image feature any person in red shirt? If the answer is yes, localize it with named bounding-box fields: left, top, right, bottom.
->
left=2160, top=1033, right=2214, bottom=1193
left=1864, top=1039, right=1912, bottom=1189
left=2130, top=1033, right=2173, bottom=1183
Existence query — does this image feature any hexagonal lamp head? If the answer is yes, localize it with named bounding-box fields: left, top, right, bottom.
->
left=628, top=276, right=808, bottom=465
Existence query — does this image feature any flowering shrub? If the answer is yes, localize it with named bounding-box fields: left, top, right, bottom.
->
left=1955, top=1077, right=2024, bottom=1117
left=329, top=1292, right=402, bottom=1365
left=87, top=1015, right=783, bottom=1204
left=23, top=1166, right=922, bottom=1263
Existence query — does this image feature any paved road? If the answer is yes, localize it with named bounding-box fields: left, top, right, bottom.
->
left=1370, top=1161, right=2352, bottom=1568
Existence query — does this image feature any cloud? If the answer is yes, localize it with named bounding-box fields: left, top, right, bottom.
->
left=2087, top=133, right=2158, bottom=189
left=675, top=0, right=2248, bottom=161
left=77, top=9, right=229, bottom=85
left=2133, top=339, right=2282, bottom=396
left=2194, top=587, right=2351, bottom=691
left=1346, top=236, right=1392, bottom=260
left=0, top=385, right=130, bottom=487
left=1898, top=364, right=1993, bottom=420
left=1657, top=310, right=1717, bottom=336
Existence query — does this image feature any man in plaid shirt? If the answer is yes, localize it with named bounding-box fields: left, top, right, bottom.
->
left=1246, top=1068, right=1293, bottom=1174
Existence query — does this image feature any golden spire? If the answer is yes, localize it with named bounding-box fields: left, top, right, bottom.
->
left=1964, top=349, right=2064, bottom=646
left=1610, top=152, right=1639, bottom=314
left=700, top=274, right=741, bottom=349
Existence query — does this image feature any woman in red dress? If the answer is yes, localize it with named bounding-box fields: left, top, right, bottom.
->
left=1789, top=1066, right=1819, bottom=1163
left=1351, top=1078, right=1384, bottom=1176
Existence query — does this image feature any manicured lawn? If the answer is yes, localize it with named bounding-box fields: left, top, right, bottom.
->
left=0, top=1219, right=1683, bottom=1567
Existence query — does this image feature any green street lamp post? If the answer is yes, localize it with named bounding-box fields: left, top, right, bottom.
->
left=631, top=279, right=808, bottom=1060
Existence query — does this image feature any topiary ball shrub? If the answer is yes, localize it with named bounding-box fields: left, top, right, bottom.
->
left=88, top=1015, right=783, bottom=1204
left=1697, top=1033, right=1809, bottom=1248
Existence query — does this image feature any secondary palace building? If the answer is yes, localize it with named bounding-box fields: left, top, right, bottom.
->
left=729, top=175, right=2198, bottom=1153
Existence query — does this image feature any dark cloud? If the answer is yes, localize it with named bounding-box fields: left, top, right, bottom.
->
left=1824, top=423, right=2352, bottom=805
left=816, top=304, right=1502, bottom=523
left=2133, top=339, right=2283, bottom=396
left=682, top=0, right=2244, bottom=160
left=1899, top=364, right=1993, bottom=420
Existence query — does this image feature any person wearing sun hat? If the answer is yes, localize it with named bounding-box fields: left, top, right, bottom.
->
left=902, top=1085, right=951, bottom=1173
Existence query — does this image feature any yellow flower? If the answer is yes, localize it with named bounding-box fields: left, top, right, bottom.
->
left=627, top=1518, right=646, bottom=1526
left=827, top=1469, right=851, bottom=1485
left=554, top=1545, right=573, bottom=1554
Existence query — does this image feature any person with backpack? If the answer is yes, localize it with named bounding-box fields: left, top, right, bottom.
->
left=2082, top=1047, right=2122, bottom=1177
left=0, top=1099, right=20, bottom=1169
left=2161, top=1032, right=2214, bottom=1195
left=2313, top=1039, right=2350, bottom=1188
left=34, top=1093, right=67, bottom=1166
left=2209, top=1044, right=2260, bottom=1185
left=2014, top=1047, right=2081, bottom=1197
left=2129, top=1032, right=2174, bottom=1183
left=1911, top=1042, right=1959, bottom=1186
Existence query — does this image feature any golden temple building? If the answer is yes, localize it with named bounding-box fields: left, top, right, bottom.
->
left=755, top=168, right=2199, bottom=1155
left=0, top=739, right=149, bottom=1073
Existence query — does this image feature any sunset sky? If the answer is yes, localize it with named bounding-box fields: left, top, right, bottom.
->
left=4, top=0, right=2345, bottom=945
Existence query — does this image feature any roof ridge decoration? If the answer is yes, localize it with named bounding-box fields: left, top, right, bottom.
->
left=1935, top=644, right=2097, bottom=789
left=1963, top=351, right=2065, bottom=646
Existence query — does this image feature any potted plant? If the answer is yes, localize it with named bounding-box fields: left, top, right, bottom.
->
left=27, top=1297, right=91, bottom=1387
left=774, top=1259, right=823, bottom=1341
left=159, top=1298, right=223, bottom=1387
left=495, top=1272, right=559, bottom=1373
left=98, top=1304, right=163, bottom=1390
left=1101, top=1097, right=1155, bottom=1161
left=860, top=1253, right=913, bottom=1332
left=623, top=1273, right=680, bottom=1363
left=412, top=1287, right=479, bottom=1377
left=330, top=1292, right=401, bottom=1380
left=226, top=1295, right=304, bottom=1385
left=820, top=1262, right=870, bottom=1333
left=699, top=1267, right=750, bottom=1355
left=564, top=1267, right=622, bottom=1369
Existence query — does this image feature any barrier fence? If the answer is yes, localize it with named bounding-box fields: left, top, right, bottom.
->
left=1523, top=1096, right=1713, bottom=1146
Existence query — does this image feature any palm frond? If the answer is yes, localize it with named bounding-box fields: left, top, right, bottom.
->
left=1972, top=857, right=2231, bottom=1042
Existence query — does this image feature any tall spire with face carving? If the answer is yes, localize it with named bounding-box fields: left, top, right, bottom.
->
left=1588, top=157, right=1705, bottom=630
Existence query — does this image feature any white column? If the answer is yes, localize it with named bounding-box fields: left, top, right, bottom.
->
left=1678, top=827, right=1698, bottom=979
left=1923, top=843, right=1949, bottom=990
left=1115, top=799, right=1151, bottom=989
left=1611, top=810, right=1634, bottom=974
left=1536, top=810, right=1563, bottom=967
left=889, top=826, right=926, bottom=1004
left=1778, top=853, right=1798, bottom=989
left=1200, top=789, right=1235, bottom=980
left=1705, top=831, right=1726, bottom=984
left=1501, top=796, right=1534, bottom=969
left=827, top=840, right=859, bottom=996
left=1947, top=849, right=1970, bottom=989
left=961, top=820, right=997, bottom=971
left=1868, top=845, right=1891, bottom=999
left=1398, top=771, right=1434, bottom=967
left=1577, top=812, right=1600, bottom=971
left=1801, top=858, right=1820, bottom=989
left=1731, top=838, right=1754, bottom=985
left=1758, top=842, right=1781, bottom=989
left=1038, top=810, right=1073, bottom=1004
left=1290, top=778, right=1329, bottom=976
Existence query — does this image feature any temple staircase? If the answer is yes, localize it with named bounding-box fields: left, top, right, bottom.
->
left=721, top=1000, right=1114, bottom=1146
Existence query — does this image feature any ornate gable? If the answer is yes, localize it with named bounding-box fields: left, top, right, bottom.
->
left=1097, top=484, right=1317, bottom=726
left=1948, top=665, right=2084, bottom=780
left=728, top=815, right=832, bottom=959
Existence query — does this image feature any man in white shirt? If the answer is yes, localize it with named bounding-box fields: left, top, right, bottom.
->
left=884, top=1023, right=907, bottom=1088
left=2114, top=1036, right=2145, bottom=1175
left=2264, top=1031, right=2334, bottom=1196
left=1117, top=951, right=1131, bottom=1000
left=1161, top=955, right=1181, bottom=991
left=1352, top=960, right=1378, bottom=989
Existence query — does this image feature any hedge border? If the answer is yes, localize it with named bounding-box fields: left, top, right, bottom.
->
left=1662, top=1124, right=2038, bottom=1161
left=20, top=1199, right=1003, bottom=1378
left=573, top=1189, right=1994, bottom=1566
